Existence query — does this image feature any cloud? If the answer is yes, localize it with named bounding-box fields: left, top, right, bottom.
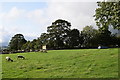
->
left=1, top=0, right=116, bottom=2
left=7, top=7, right=22, bottom=18
left=0, top=26, right=3, bottom=43
left=1, top=6, right=46, bottom=39
left=45, top=2, right=97, bottom=30
left=1, top=2, right=97, bottom=31
left=27, top=9, right=48, bottom=25
left=2, top=7, right=25, bottom=22
left=0, top=25, right=38, bottom=45
left=1, top=2, right=98, bottom=46
left=0, top=26, right=11, bottom=44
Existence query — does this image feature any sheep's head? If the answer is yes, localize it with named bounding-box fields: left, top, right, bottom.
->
left=11, top=60, right=13, bottom=62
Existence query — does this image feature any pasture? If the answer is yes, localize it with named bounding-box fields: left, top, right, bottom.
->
left=1, top=48, right=118, bottom=78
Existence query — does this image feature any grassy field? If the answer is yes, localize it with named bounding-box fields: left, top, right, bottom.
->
left=0, top=54, right=2, bottom=79
left=1, top=48, right=118, bottom=78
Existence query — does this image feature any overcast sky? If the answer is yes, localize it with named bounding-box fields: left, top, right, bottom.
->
left=0, top=0, right=99, bottom=46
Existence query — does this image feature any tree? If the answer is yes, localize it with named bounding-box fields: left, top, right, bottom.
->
left=22, top=41, right=31, bottom=51
left=65, top=29, right=82, bottom=48
left=94, top=1, right=120, bottom=30
left=116, top=36, right=120, bottom=47
left=39, top=33, right=48, bottom=45
left=8, top=34, right=27, bottom=51
left=47, top=19, right=71, bottom=49
left=34, top=38, right=42, bottom=50
left=81, top=26, right=98, bottom=47
left=95, top=29, right=112, bottom=46
left=29, top=39, right=39, bottom=51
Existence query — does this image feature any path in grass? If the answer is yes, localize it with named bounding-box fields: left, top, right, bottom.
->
left=2, top=48, right=118, bottom=78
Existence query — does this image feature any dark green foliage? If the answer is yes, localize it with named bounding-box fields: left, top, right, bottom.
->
left=39, top=33, right=48, bottom=46
left=29, top=39, right=37, bottom=51
left=94, top=1, right=120, bottom=47
left=95, top=29, right=116, bottom=46
left=81, top=26, right=98, bottom=47
left=22, top=41, right=31, bottom=51
left=116, top=36, right=120, bottom=47
left=8, top=16, right=119, bottom=51
left=94, top=1, right=120, bottom=30
left=47, top=19, right=71, bottom=49
left=8, top=34, right=27, bottom=51
left=65, top=29, right=82, bottom=48
left=43, top=19, right=84, bottom=49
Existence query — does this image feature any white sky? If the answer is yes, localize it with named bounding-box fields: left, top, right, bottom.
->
left=0, top=1, right=98, bottom=46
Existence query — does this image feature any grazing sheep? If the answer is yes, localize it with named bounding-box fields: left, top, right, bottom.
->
left=17, top=55, right=25, bottom=59
left=6, top=57, right=13, bottom=62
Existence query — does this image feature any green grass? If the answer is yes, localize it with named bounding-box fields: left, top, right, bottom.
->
left=0, top=54, right=2, bottom=79
left=1, top=48, right=118, bottom=78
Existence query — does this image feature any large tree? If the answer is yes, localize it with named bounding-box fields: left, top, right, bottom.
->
left=81, top=26, right=98, bottom=47
left=94, top=1, right=120, bottom=30
left=65, top=29, right=82, bottom=48
left=94, top=1, right=120, bottom=47
left=47, top=19, right=71, bottom=49
left=8, top=34, right=27, bottom=51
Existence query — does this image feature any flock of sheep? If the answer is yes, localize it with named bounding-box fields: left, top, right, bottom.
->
left=6, top=55, right=25, bottom=62
left=5, top=49, right=47, bottom=62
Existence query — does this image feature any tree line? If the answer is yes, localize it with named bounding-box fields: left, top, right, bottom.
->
left=4, top=1, right=120, bottom=52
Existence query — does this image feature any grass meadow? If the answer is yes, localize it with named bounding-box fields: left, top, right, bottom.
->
left=1, top=48, right=118, bottom=78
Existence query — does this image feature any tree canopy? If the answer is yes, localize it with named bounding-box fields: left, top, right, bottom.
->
left=8, top=34, right=27, bottom=51
left=81, top=26, right=98, bottom=47
left=47, top=19, right=71, bottom=49
left=7, top=15, right=120, bottom=52
left=94, top=1, right=120, bottom=30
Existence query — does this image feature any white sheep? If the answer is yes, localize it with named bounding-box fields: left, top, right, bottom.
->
left=17, top=55, right=25, bottom=59
left=6, top=57, right=13, bottom=62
